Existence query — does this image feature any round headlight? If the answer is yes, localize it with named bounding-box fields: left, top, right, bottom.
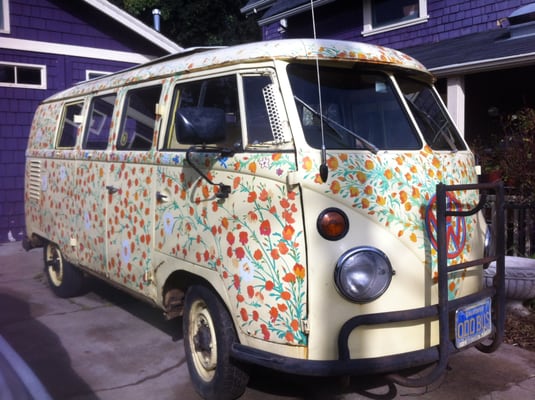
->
left=334, top=247, right=393, bottom=303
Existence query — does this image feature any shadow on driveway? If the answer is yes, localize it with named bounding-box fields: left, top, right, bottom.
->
left=0, top=291, right=96, bottom=399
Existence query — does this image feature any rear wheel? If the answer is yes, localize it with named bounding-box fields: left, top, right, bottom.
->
left=183, top=285, right=249, bottom=400
left=43, top=242, right=85, bottom=298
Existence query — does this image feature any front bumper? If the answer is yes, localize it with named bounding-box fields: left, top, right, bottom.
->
left=232, top=182, right=506, bottom=387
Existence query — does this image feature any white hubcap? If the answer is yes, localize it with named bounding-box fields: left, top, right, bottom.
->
left=189, top=300, right=218, bottom=381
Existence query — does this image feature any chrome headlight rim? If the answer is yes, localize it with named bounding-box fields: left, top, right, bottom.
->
left=483, top=224, right=494, bottom=269
left=334, top=246, right=393, bottom=303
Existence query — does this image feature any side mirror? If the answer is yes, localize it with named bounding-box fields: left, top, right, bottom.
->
left=175, top=107, right=226, bottom=144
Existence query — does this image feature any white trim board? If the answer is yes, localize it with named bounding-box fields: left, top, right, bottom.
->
left=83, top=0, right=182, bottom=53
left=0, top=37, right=154, bottom=64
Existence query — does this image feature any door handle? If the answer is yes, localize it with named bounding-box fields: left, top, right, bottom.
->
left=156, top=191, right=169, bottom=202
left=106, top=185, right=119, bottom=194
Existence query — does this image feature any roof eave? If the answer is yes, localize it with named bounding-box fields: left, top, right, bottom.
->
left=429, top=52, right=535, bottom=77
left=83, top=0, right=182, bottom=53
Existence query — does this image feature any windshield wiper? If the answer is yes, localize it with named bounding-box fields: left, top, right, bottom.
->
left=294, top=95, right=378, bottom=154
left=405, top=97, right=457, bottom=152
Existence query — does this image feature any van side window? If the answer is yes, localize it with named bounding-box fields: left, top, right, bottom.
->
left=166, top=75, right=240, bottom=149
left=243, top=76, right=274, bottom=145
left=57, top=102, right=83, bottom=148
left=83, top=94, right=116, bottom=150
left=117, top=85, right=162, bottom=151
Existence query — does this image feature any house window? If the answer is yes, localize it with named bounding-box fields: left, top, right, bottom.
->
left=362, top=0, right=428, bottom=36
left=0, top=0, right=10, bottom=33
left=0, top=62, right=46, bottom=89
left=86, top=70, right=111, bottom=81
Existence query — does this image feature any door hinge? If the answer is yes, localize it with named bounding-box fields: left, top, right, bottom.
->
left=301, top=319, right=310, bottom=334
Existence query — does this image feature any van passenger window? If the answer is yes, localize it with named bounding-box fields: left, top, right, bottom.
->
left=83, top=94, right=116, bottom=150
left=243, top=76, right=274, bottom=145
left=57, top=102, right=83, bottom=148
left=166, top=75, right=240, bottom=149
left=117, top=85, right=162, bottom=151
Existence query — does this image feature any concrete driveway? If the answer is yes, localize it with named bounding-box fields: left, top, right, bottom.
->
left=1, top=241, right=534, bottom=400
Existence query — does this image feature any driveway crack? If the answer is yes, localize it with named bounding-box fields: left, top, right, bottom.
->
left=94, top=359, right=186, bottom=394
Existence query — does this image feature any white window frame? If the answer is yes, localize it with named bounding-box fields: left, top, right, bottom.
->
left=0, top=62, right=47, bottom=89
left=0, top=0, right=10, bottom=33
left=362, top=0, right=428, bottom=37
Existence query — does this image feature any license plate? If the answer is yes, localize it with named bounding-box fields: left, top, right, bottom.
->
left=455, top=298, right=492, bottom=348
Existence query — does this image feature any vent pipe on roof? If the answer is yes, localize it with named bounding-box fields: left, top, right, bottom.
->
left=153, top=9, right=161, bottom=32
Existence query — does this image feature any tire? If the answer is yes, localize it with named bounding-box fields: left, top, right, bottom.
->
left=183, top=285, right=249, bottom=400
left=43, top=242, right=85, bottom=298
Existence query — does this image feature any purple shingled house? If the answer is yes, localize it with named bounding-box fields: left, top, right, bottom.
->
left=0, top=0, right=182, bottom=243
left=242, top=0, right=535, bottom=167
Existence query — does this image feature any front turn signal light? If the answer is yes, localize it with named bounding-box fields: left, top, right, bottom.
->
left=317, top=208, right=348, bottom=241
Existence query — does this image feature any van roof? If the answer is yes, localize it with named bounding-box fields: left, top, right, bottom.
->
left=46, top=39, right=430, bottom=102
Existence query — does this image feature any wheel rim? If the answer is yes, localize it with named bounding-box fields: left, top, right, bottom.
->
left=189, top=298, right=218, bottom=382
left=45, top=244, right=64, bottom=287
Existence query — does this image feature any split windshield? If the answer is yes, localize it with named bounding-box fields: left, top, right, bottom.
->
left=397, top=76, right=466, bottom=151
left=287, top=63, right=465, bottom=151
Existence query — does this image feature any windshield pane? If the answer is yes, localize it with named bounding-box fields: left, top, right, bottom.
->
left=397, top=77, right=466, bottom=151
left=287, top=64, right=421, bottom=150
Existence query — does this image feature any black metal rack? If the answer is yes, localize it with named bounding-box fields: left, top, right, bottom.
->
left=388, top=181, right=506, bottom=386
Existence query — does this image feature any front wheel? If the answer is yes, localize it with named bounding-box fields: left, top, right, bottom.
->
left=43, top=242, right=85, bottom=298
left=183, top=285, right=249, bottom=400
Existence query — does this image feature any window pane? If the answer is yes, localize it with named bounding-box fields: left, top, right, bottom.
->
left=372, top=0, right=419, bottom=27
left=57, top=102, right=84, bottom=148
left=397, top=77, right=466, bottom=151
left=288, top=64, right=420, bottom=150
left=117, top=85, right=161, bottom=151
left=18, top=67, right=41, bottom=84
left=84, top=94, right=116, bottom=150
left=243, top=76, right=274, bottom=145
left=166, top=75, right=241, bottom=149
left=0, top=3, right=4, bottom=30
left=0, top=65, right=15, bottom=83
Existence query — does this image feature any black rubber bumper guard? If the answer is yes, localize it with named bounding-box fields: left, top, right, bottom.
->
left=232, top=181, right=505, bottom=386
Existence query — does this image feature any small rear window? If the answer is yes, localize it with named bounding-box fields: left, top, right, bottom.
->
left=117, top=85, right=161, bottom=151
left=83, top=94, right=116, bottom=150
left=57, top=102, right=83, bottom=148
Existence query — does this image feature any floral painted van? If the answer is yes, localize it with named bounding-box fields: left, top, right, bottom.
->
left=24, top=39, right=505, bottom=399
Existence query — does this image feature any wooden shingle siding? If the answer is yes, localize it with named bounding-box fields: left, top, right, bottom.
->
left=7, top=0, right=161, bottom=54
left=0, top=0, right=175, bottom=242
left=264, top=0, right=534, bottom=50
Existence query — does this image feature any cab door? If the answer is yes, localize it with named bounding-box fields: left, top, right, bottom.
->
left=105, top=84, right=162, bottom=300
left=155, top=71, right=308, bottom=346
